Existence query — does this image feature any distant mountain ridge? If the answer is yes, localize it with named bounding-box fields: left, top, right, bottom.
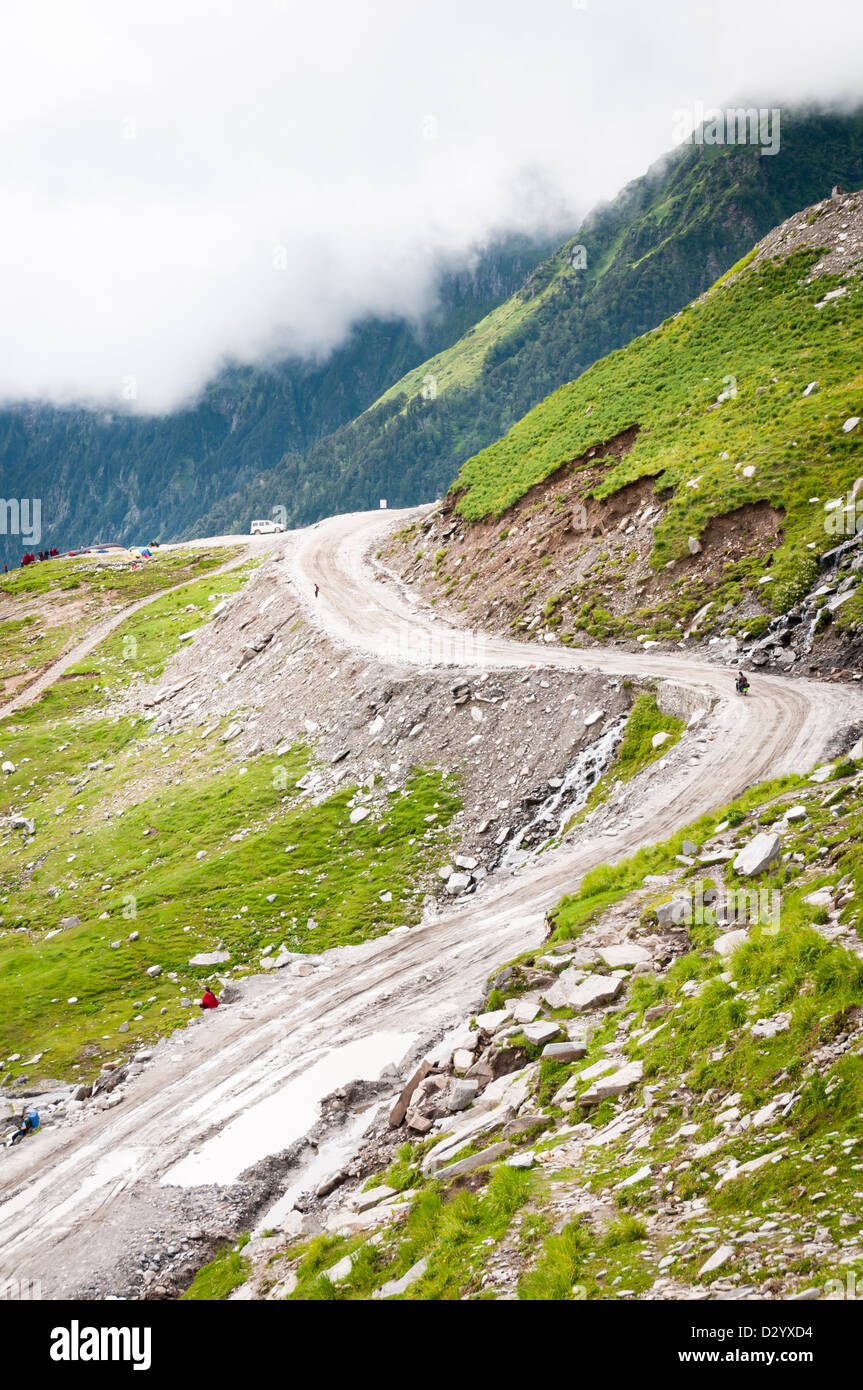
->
left=192, top=105, right=863, bottom=537
left=2, top=105, right=863, bottom=564
left=0, top=234, right=554, bottom=567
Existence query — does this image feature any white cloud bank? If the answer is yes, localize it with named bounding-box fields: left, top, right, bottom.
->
left=0, top=0, right=861, bottom=412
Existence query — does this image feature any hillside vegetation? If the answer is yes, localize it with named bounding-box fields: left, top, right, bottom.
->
left=0, top=236, right=552, bottom=569
left=4, top=110, right=863, bottom=565
left=388, top=189, right=863, bottom=648
left=216, top=746, right=863, bottom=1303
left=0, top=562, right=461, bottom=1080
left=229, top=107, right=863, bottom=538
left=0, top=546, right=240, bottom=698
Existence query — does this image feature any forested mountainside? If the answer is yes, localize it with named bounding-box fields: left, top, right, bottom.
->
left=0, top=234, right=553, bottom=567
left=3, top=108, right=863, bottom=565
left=194, top=107, right=863, bottom=536
left=386, top=187, right=863, bottom=670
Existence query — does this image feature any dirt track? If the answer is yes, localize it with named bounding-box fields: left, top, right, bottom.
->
left=0, top=508, right=857, bottom=1299
left=0, top=534, right=278, bottom=720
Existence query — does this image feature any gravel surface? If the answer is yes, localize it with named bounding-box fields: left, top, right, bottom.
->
left=0, top=507, right=857, bottom=1299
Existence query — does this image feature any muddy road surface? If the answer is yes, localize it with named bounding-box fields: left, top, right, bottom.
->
left=0, top=508, right=857, bottom=1298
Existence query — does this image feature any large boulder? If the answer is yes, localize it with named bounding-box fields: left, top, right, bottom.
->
left=598, top=943, right=651, bottom=968
left=655, top=896, right=691, bottom=926
left=541, top=1039, right=587, bottom=1062
left=405, top=1074, right=449, bottom=1130
left=445, top=872, right=471, bottom=895
left=92, top=1065, right=128, bottom=1096
left=433, top=1141, right=511, bottom=1181
left=447, top=1079, right=480, bottom=1113
left=188, top=950, right=231, bottom=967
left=389, top=1059, right=434, bottom=1127
left=545, top=970, right=624, bottom=1012
left=522, top=1020, right=560, bottom=1046
left=475, top=1007, right=511, bottom=1032
left=353, top=1184, right=397, bottom=1212
left=373, top=1258, right=428, bottom=1300
left=578, top=1059, right=644, bottom=1105
left=511, top=998, right=542, bottom=1024
left=713, top=928, right=749, bottom=957
left=803, top=887, right=833, bottom=909
left=732, top=832, right=782, bottom=877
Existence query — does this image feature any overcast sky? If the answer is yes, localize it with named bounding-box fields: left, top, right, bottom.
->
left=1, top=0, right=861, bottom=413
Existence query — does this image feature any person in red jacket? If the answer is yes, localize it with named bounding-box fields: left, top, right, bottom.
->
left=200, top=987, right=219, bottom=1010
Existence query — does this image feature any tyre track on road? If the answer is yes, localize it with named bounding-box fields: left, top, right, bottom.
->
left=0, top=509, right=856, bottom=1297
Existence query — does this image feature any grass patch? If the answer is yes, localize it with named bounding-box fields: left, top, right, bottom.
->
left=292, top=1164, right=532, bottom=1301
left=450, top=246, right=863, bottom=624
left=181, top=1235, right=250, bottom=1300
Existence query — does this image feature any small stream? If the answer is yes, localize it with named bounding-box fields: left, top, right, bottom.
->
left=501, top=716, right=626, bottom=868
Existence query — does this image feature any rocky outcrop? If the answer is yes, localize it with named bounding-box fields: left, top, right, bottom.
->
left=732, top=832, right=782, bottom=877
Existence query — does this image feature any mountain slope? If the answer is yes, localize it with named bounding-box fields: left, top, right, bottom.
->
left=195, top=106, right=863, bottom=538
left=0, top=234, right=553, bottom=568
left=385, top=187, right=863, bottom=667
left=3, top=108, right=863, bottom=567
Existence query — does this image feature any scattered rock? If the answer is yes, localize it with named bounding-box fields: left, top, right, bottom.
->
left=803, top=888, right=833, bottom=908
left=373, top=1257, right=427, bottom=1299
left=521, top=1020, right=560, bottom=1046
left=445, top=871, right=471, bottom=895
left=713, top=929, right=749, bottom=957
left=579, top=1059, right=644, bottom=1105
left=598, top=943, right=651, bottom=968
left=541, top=1039, right=587, bottom=1062
left=354, top=1184, right=397, bottom=1212
left=475, top=1008, right=511, bottom=1032
left=547, top=971, right=625, bottom=1012
left=314, top=1171, right=345, bottom=1198
left=751, top=1011, right=792, bottom=1039
left=188, top=951, right=231, bottom=967
left=389, top=1060, right=434, bottom=1127
left=732, top=832, right=782, bottom=877
left=436, top=1141, right=511, bottom=1181
left=698, top=1244, right=735, bottom=1278
left=447, top=1079, right=480, bottom=1112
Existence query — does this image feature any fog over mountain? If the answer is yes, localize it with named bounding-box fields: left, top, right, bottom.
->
left=2, top=0, right=862, bottom=412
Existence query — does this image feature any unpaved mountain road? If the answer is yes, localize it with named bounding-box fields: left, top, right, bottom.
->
left=0, top=508, right=858, bottom=1300
left=0, top=533, right=279, bottom=720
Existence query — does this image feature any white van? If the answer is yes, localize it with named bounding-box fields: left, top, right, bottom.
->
left=250, top=519, right=286, bottom=535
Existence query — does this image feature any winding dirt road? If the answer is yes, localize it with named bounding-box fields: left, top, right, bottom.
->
left=0, top=534, right=278, bottom=720
left=0, top=508, right=857, bottom=1299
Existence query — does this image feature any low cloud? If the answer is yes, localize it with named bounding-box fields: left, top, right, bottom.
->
left=1, top=0, right=861, bottom=413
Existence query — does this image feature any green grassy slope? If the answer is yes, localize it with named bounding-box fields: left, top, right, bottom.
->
left=0, top=566, right=460, bottom=1080
left=243, top=752, right=863, bottom=1303
left=450, top=236, right=863, bottom=615
left=186, top=109, right=863, bottom=540
left=0, top=547, right=242, bottom=692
